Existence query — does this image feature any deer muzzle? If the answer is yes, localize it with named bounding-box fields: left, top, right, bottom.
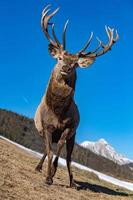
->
left=61, top=65, right=72, bottom=75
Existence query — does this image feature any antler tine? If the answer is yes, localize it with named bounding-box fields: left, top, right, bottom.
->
left=46, top=7, right=60, bottom=23
left=94, top=26, right=114, bottom=57
left=62, top=20, right=69, bottom=50
left=79, top=39, right=102, bottom=57
left=42, top=4, right=51, bottom=15
left=87, top=26, right=119, bottom=58
left=77, top=32, right=94, bottom=55
left=107, top=27, right=114, bottom=45
left=81, top=37, right=102, bottom=56
left=105, top=25, right=111, bottom=39
left=114, top=30, right=119, bottom=42
left=96, top=37, right=106, bottom=48
left=41, top=5, right=61, bottom=47
left=90, top=39, right=102, bottom=54
left=52, top=24, right=61, bottom=47
left=41, top=8, right=50, bottom=29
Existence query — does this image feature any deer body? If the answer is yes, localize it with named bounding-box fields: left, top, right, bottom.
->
left=34, top=4, right=118, bottom=187
left=35, top=67, right=79, bottom=138
left=35, top=63, right=79, bottom=187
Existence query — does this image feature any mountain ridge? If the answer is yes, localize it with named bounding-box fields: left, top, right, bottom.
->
left=80, top=139, right=133, bottom=165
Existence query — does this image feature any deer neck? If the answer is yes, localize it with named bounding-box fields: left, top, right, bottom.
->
left=45, top=67, right=76, bottom=116
left=53, top=65, right=77, bottom=90
left=50, top=69, right=74, bottom=97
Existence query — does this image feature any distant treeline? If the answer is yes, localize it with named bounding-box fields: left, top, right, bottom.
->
left=0, top=108, right=133, bottom=182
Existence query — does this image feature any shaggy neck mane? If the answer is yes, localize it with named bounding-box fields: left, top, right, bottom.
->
left=45, top=69, right=76, bottom=116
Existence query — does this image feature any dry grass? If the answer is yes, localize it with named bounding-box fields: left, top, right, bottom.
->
left=0, top=138, right=133, bottom=200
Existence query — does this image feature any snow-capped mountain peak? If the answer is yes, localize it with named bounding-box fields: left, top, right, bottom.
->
left=98, top=138, right=108, bottom=144
left=80, top=139, right=133, bottom=165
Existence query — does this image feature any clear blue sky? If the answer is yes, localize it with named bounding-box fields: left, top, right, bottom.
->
left=0, top=0, right=133, bottom=159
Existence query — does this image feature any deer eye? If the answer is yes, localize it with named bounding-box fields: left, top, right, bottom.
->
left=58, top=57, right=62, bottom=60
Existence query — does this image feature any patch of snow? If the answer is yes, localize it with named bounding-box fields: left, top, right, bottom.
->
left=1, top=136, right=133, bottom=192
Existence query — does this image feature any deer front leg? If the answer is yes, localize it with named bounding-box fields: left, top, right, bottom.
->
left=51, top=128, right=71, bottom=178
left=44, top=126, right=54, bottom=185
left=66, top=134, right=78, bottom=189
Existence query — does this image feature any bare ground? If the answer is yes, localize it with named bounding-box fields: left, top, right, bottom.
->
left=0, top=138, right=133, bottom=200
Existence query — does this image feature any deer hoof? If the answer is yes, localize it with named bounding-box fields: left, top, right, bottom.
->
left=70, top=181, right=79, bottom=190
left=45, top=177, right=53, bottom=185
left=35, top=165, right=42, bottom=172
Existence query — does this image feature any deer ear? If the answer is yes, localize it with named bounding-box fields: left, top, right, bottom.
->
left=78, top=57, right=95, bottom=68
left=48, top=44, right=60, bottom=58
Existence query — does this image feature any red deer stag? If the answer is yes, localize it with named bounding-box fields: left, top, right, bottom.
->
left=34, top=4, right=118, bottom=187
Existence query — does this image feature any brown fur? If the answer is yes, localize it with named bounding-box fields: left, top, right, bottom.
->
left=34, top=62, right=79, bottom=187
left=34, top=4, right=118, bottom=188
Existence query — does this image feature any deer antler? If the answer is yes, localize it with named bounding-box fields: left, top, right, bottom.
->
left=62, top=20, right=69, bottom=50
left=77, top=26, right=119, bottom=58
left=77, top=32, right=94, bottom=54
left=41, top=4, right=68, bottom=50
left=41, top=5, right=118, bottom=56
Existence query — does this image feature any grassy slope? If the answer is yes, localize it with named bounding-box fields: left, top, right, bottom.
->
left=0, top=138, right=133, bottom=200
left=0, top=108, right=133, bottom=183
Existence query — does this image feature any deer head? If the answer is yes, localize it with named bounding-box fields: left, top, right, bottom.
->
left=41, top=4, right=119, bottom=79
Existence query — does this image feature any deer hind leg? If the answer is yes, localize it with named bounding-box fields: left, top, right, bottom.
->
left=51, top=128, right=70, bottom=178
left=35, top=131, right=47, bottom=172
left=66, top=134, right=78, bottom=188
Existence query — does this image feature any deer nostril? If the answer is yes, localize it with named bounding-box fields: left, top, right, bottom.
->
left=62, top=65, right=66, bottom=71
left=62, top=65, right=71, bottom=73
left=67, top=68, right=71, bottom=72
